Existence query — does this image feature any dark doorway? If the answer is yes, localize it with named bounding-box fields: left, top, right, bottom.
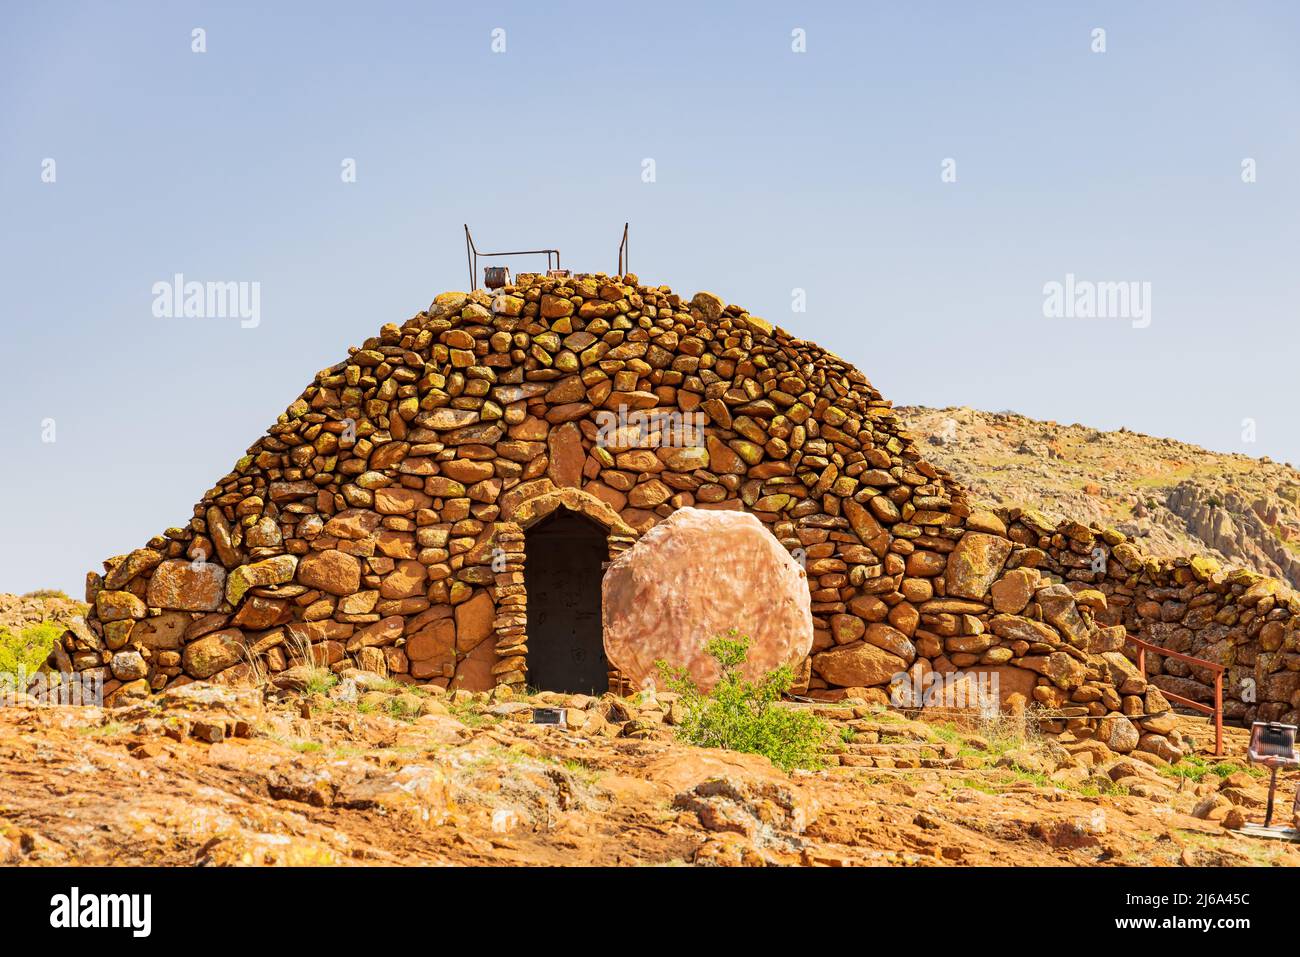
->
left=524, top=508, right=608, bottom=694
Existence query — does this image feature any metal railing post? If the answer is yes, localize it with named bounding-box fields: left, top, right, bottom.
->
left=1214, top=671, right=1224, bottom=757
left=464, top=224, right=475, bottom=291
left=1266, top=766, right=1279, bottom=826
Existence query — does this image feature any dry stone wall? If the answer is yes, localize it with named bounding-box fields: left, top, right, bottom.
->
left=1010, top=509, right=1300, bottom=726
left=60, top=271, right=1254, bottom=763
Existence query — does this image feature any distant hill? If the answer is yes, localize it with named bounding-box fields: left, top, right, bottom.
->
left=898, top=406, right=1300, bottom=589
left=0, top=591, right=88, bottom=676
left=0, top=591, right=86, bottom=634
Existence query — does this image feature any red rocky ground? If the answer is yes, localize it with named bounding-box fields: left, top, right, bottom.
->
left=1, top=675, right=1296, bottom=867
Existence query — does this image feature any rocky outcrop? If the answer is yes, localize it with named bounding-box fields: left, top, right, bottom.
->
left=1164, top=481, right=1300, bottom=589
left=902, top=405, right=1300, bottom=591
left=0, top=593, right=87, bottom=634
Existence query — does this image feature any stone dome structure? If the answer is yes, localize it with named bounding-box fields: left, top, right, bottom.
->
left=63, top=269, right=1260, bottom=761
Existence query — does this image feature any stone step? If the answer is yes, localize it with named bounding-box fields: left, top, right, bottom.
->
left=833, top=753, right=985, bottom=770
left=833, top=741, right=958, bottom=757
left=843, top=720, right=934, bottom=739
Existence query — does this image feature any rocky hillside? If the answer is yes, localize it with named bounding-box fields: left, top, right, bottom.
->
left=0, top=592, right=87, bottom=634
left=899, top=407, right=1300, bottom=590
left=0, top=592, right=89, bottom=677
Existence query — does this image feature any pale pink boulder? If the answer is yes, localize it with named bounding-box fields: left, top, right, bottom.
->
left=602, top=507, right=813, bottom=692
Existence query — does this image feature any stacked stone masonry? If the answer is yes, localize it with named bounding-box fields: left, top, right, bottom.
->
left=1020, top=511, right=1300, bottom=727
left=63, top=273, right=1298, bottom=763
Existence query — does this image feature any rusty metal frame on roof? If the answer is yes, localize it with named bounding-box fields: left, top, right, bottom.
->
left=463, top=225, right=561, bottom=290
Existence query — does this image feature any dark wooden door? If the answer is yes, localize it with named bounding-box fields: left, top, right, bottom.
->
left=524, top=509, right=608, bottom=694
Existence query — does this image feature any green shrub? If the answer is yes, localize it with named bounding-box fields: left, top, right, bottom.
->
left=0, top=622, right=63, bottom=677
left=303, top=669, right=339, bottom=696
left=22, top=588, right=71, bottom=601
left=656, top=629, right=831, bottom=771
left=1160, top=756, right=1263, bottom=783
left=386, top=695, right=421, bottom=722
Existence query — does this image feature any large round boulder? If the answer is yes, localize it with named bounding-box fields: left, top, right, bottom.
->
left=602, top=507, right=813, bottom=692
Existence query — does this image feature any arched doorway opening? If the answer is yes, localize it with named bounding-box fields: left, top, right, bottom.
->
left=524, top=507, right=609, bottom=694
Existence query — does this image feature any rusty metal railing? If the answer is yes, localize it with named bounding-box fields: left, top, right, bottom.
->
left=1129, top=633, right=1225, bottom=757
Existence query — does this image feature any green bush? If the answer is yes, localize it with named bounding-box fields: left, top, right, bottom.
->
left=22, top=589, right=70, bottom=601
left=656, top=629, right=831, bottom=771
left=0, top=622, right=63, bottom=677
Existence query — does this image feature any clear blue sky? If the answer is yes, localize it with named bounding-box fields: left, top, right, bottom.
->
left=2, top=1, right=1298, bottom=595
